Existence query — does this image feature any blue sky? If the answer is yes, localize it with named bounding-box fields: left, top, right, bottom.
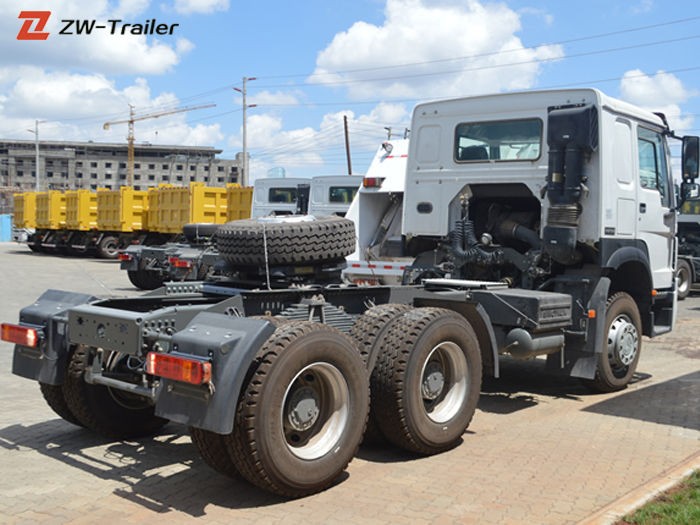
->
left=1, top=0, right=698, bottom=182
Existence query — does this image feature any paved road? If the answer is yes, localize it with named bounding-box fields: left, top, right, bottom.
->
left=0, top=242, right=698, bottom=524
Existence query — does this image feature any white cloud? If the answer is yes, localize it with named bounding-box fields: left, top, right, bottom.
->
left=309, top=0, right=563, bottom=99
left=231, top=102, right=411, bottom=181
left=620, top=69, right=696, bottom=132
left=173, top=0, right=229, bottom=15
left=518, top=7, right=554, bottom=26
left=0, top=70, right=219, bottom=148
left=248, top=91, right=301, bottom=107
left=630, top=0, right=653, bottom=14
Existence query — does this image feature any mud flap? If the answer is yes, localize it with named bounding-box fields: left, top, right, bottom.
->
left=153, top=312, right=276, bottom=434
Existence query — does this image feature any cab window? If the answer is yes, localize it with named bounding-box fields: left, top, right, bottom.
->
left=638, top=127, right=671, bottom=207
left=455, top=118, right=542, bottom=162
left=328, top=186, right=358, bottom=203
left=268, top=188, right=297, bottom=203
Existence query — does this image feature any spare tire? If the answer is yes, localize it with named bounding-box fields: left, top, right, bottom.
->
left=183, top=223, right=219, bottom=243
left=216, top=215, right=355, bottom=266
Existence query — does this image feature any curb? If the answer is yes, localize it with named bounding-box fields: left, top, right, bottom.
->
left=578, top=450, right=700, bottom=525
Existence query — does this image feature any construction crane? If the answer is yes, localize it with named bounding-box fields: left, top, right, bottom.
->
left=103, top=103, right=215, bottom=186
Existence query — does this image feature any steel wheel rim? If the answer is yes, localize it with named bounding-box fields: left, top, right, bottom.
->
left=420, top=341, right=469, bottom=423
left=607, top=313, right=639, bottom=375
left=678, top=267, right=690, bottom=295
left=282, top=362, right=350, bottom=460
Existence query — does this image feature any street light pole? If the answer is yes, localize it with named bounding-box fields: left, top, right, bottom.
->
left=233, top=77, right=256, bottom=187
left=27, top=120, right=41, bottom=191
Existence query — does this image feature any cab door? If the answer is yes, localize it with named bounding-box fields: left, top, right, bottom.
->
left=636, top=127, right=676, bottom=289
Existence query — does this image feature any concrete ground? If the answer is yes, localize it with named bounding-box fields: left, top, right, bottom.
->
left=0, top=242, right=698, bottom=524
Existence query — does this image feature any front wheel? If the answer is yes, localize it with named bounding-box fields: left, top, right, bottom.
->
left=585, top=292, right=641, bottom=393
left=677, top=259, right=692, bottom=300
left=225, top=321, right=369, bottom=498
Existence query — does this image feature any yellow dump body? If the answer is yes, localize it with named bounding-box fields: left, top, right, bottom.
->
left=153, top=183, right=229, bottom=233
left=13, top=193, right=37, bottom=229
left=226, top=184, right=253, bottom=221
left=65, top=190, right=97, bottom=231
left=35, top=191, right=66, bottom=230
left=144, top=184, right=173, bottom=232
left=96, top=187, right=148, bottom=232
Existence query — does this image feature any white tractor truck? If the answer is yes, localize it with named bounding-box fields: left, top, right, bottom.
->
left=3, top=88, right=698, bottom=499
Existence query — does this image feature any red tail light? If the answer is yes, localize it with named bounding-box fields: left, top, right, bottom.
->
left=1, top=323, right=39, bottom=347
left=118, top=253, right=133, bottom=261
left=363, top=177, right=385, bottom=188
left=146, top=352, right=212, bottom=385
left=168, top=257, right=192, bottom=269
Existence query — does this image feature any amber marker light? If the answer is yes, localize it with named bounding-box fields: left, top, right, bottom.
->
left=1, top=323, right=39, bottom=347
left=146, top=352, right=212, bottom=385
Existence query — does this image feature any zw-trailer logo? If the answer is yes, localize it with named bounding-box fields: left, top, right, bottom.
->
left=17, top=11, right=179, bottom=40
left=17, top=11, right=50, bottom=40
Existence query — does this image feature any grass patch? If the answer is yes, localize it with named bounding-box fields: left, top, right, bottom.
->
left=619, top=470, right=700, bottom=524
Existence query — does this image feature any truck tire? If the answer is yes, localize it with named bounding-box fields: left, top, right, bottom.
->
left=677, top=259, right=692, bottom=300
left=349, top=303, right=412, bottom=371
left=225, top=321, right=369, bottom=498
left=127, top=269, right=164, bottom=290
left=349, top=303, right=412, bottom=444
left=63, top=346, right=167, bottom=439
left=190, top=428, right=240, bottom=479
left=39, top=382, right=83, bottom=427
left=97, top=236, right=119, bottom=259
left=216, top=216, right=355, bottom=266
left=584, top=292, right=641, bottom=393
left=372, top=307, right=482, bottom=455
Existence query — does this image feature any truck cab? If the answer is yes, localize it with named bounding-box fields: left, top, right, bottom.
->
left=308, top=175, right=363, bottom=217
left=403, top=89, right=684, bottom=336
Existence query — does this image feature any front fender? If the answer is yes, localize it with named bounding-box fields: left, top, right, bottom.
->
left=153, top=312, right=276, bottom=434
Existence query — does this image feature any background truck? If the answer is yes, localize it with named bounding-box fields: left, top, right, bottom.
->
left=3, top=88, right=697, bottom=499
left=344, top=139, right=409, bottom=284
left=676, top=197, right=700, bottom=299
left=122, top=175, right=362, bottom=289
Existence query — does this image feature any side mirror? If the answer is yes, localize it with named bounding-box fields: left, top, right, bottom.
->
left=682, top=136, right=699, bottom=182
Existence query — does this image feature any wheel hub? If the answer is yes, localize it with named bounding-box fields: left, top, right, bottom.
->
left=421, top=361, right=445, bottom=400
left=287, top=385, right=320, bottom=432
left=608, top=316, right=638, bottom=367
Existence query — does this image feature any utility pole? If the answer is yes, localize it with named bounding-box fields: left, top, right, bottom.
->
left=344, top=115, right=352, bottom=175
left=26, top=120, right=42, bottom=191
left=233, top=77, right=257, bottom=187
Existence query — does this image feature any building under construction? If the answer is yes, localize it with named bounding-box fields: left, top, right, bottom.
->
left=0, top=139, right=241, bottom=214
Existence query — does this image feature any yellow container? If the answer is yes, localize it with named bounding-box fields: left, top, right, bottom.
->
left=96, top=187, right=148, bottom=232
left=13, top=192, right=37, bottom=229
left=226, top=184, right=253, bottom=221
left=154, top=183, right=229, bottom=233
left=65, top=190, right=97, bottom=231
left=144, top=184, right=173, bottom=232
left=35, top=191, right=66, bottom=230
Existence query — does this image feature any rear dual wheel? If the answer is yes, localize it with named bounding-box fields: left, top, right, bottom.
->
left=371, top=307, right=482, bottom=455
left=62, top=346, right=167, bottom=439
left=225, top=321, right=369, bottom=498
